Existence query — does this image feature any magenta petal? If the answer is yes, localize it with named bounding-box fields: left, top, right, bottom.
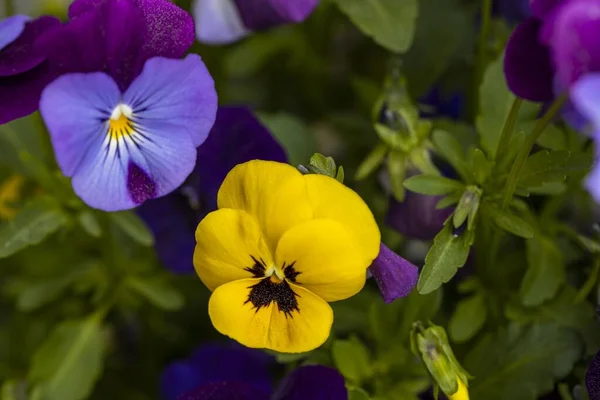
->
left=504, top=17, right=555, bottom=101
left=0, top=16, right=60, bottom=77
left=530, top=0, right=564, bottom=19
left=69, top=0, right=194, bottom=60
left=550, top=0, right=600, bottom=88
left=369, top=244, right=418, bottom=303
left=233, top=0, right=318, bottom=30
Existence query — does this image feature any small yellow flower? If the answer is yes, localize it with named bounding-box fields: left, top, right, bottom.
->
left=0, top=176, right=24, bottom=220
left=193, top=160, right=380, bottom=353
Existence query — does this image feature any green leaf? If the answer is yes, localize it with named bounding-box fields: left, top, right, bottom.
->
left=518, top=150, right=593, bottom=189
left=469, top=148, right=493, bottom=185
left=332, top=337, right=372, bottom=383
left=77, top=211, right=102, bottom=238
left=224, top=32, right=293, bottom=78
left=333, top=0, right=418, bottom=53
left=404, top=175, right=464, bottom=196
left=29, top=317, right=106, bottom=400
left=476, top=54, right=515, bottom=160
left=536, top=124, right=568, bottom=151
left=0, top=196, right=68, bottom=258
left=520, top=236, right=565, bottom=306
left=18, top=279, right=72, bottom=312
left=356, top=143, right=388, bottom=180
left=126, top=277, right=184, bottom=311
left=108, top=211, right=154, bottom=247
left=418, top=224, right=471, bottom=294
left=449, top=293, right=487, bottom=343
left=465, top=323, right=583, bottom=400
left=432, top=130, right=467, bottom=180
left=347, top=387, right=370, bottom=400
left=487, top=206, right=534, bottom=239
left=388, top=150, right=407, bottom=201
left=257, top=113, right=316, bottom=167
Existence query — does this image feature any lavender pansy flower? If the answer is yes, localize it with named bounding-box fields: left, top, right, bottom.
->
left=161, top=341, right=274, bottom=400
left=0, top=15, right=60, bottom=124
left=369, top=244, right=418, bottom=304
left=137, top=107, right=287, bottom=273
left=192, top=0, right=319, bottom=45
left=570, top=74, right=600, bottom=201
left=39, top=54, right=217, bottom=211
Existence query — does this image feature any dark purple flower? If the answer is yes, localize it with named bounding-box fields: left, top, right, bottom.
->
left=39, top=55, right=217, bottom=211
left=0, top=15, right=60, bottom=124
left=587, top=350, right=600, bottom=399
left=192, top=0, right=319, bottom=45
left=369, top=243, right=418, bottom=303
left=137, top=107, right=287, bottom=273
left=161, top=341, right=274, bottom=400
left=177, top=363, right=347, bottom=400
left=496, top=0, right=531, bottom=23
left=386, top=192, right=452, bottom=241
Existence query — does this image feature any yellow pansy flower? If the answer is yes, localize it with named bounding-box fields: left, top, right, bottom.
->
left=450, top=378, right=470, bottom=400
left=193, top=160, right=381, bottom=353
left=0, top=176, right=24, bottom=220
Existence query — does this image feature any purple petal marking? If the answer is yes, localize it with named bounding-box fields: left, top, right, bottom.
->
left=549, top=0, right=600, bottom=89
left=587, top=350, right=600, bottom=400
left=38, top=0, right=147, bottom=90
left=369, top=243, right=418, bottom=303
left=161, top=341, right=275, bottom=400
left=127, top=162, right=157, bottom=204
left=504, top=17, right=555, bottom=101
left=0, top=15, right=31, bottom=52
left=0, top=16, right=59, bottom=77
left=178, top=382, right=269, bottom=400
left=192, top=0, right=250, bottom=45
left=137, top=106, right=286, bottom=274
left=386, top=192, right=451, bottom=241
left=233, top=0, right=318, bottom=31
left=272, top=365, right=348, bottom=400
left=123, top=54, right=217, bottom=147
left=69, top=0, right=194, bottom=61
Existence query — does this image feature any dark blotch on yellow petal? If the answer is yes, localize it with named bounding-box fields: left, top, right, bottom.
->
left=245, top=278, right=299, bottom=317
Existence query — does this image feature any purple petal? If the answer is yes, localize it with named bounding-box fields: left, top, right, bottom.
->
left=587, top=351, right=600, bottom=400
left=162, top=342, right=274, bottom=400
left=504, top=17, right=555, bottom=101
left=272, top=365, right=347, bottom=400
left=127, top=162, right=157, bottom=204
left=192, top=0, right=250, bottom=45
left=0, top=62, right=55, bottom=124
left=586, top=155, right=600, bottom=203
left=69, top=0, right=194, bottom=61
left=570, top=73, right=600, bottom=128
left=233, top=0, right=319, bottom=31
left=123, top=54, right=217, bottom=147
left=0, top=15, right=31, bottom=51
left=369, top=243, right=418, bottom=303
left=137, top=106, right=286, bottom=273
left=0, top=16, right=59, bottom=76
left=386, top=193, right=451, bottom=241
left=530, top=0, right=564, bottom=19
left=549, top=0, right=600, bottom=89
left=496, top=0, right=531, bottom=23
left=38, top=0, right=147, bottom=91
left=178, top=382, right=269, bottom=400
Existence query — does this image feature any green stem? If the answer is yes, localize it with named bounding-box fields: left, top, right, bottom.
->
left=470, top=0, right=493, bottom=120
left=4, top=0, right=13, bottom=16
left=501, top=95, right=567, bottom=208
left=495, top=97, right=523, bottom=161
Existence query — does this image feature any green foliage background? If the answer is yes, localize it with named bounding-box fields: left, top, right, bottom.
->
left=0, top=0, right=598, bottom=399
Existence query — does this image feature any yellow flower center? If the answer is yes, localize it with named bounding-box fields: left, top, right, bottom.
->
left=108, top=104, right=135, bottom=140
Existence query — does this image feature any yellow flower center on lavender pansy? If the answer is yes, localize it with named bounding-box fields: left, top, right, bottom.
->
left=108, top=104, right=135, bottom=140
left=0, top=175, right=24, bottom=220
left=193, top=160, right=381, bottom=353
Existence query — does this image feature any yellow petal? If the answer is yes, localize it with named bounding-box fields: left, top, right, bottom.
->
left=217, top=160, right=313, bottom=251
left=194, top=208, right=272, bottom=291
left=304, top=174, right=380, bottom=263
left=450, top=378, right=470, bottom=400
left=208, top=278, right=333, bottom=353
left=275, top=219, right=368, bottom=302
